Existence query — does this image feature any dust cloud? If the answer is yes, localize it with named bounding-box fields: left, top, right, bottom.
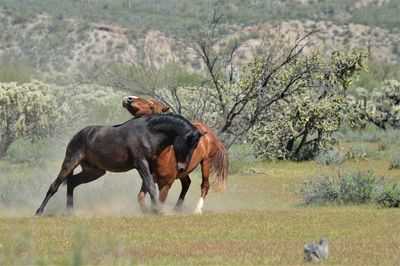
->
left=0, top=135, right=236, bottom=217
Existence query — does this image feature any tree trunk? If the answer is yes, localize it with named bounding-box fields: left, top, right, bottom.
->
left=292, top=129, right=309, bottom=159
left=0, top=132, right=15, bottom=158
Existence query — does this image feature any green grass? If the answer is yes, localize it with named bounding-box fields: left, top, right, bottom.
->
left=0, top=208, right=399, bottom=265
left=0, top=144, right=400, bottom=264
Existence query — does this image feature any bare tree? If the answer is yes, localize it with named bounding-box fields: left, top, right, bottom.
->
left=181, top=8, right=317, bottom=147
left=99, top=8, right=319, bottom=148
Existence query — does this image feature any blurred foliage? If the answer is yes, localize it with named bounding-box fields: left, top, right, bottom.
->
left=0, top=54, right=36, bottom=84
left=0, top=0, right=398, bottom=31
left=0, top=0, right=398, bottom=81
left=353, top=61, right=400, bottom=90
left=0, top=81, right=65, bottom=157
left=0, top=80, right=127, bottom=158
left=346, top=143, right=383, bottom=161
left=389, top=150, right=400, bottom=170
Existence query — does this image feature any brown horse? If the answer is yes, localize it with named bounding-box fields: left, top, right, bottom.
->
left=122, top=96, right=228, bottom=214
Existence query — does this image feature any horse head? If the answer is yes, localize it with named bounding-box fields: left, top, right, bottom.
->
left=122, top=95, right=170, bottom=116
left=173, top=130, right=207, bottom=173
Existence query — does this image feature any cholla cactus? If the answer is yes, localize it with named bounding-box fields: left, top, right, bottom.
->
left=247, top=49, right=367, bottom=160
left=0, top=81, right=123, bottom=157
left=353, top=80, right=400, bottom=129
left=0, top=80, right=67, bottom=157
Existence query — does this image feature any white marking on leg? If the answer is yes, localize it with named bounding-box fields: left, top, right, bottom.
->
left=194, top=197, right=204, bottom=214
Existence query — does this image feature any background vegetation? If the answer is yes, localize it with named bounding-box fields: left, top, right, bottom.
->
left=1, top=0, right=400, bottom=265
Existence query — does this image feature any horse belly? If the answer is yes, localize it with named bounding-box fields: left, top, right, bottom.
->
left=86, top=149, right=133, bottom=172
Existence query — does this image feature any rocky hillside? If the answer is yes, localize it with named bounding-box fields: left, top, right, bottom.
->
left=0, top=0, right=399, bottom=80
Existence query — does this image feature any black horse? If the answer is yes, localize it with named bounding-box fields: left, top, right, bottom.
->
left=35, top=114, right=205, bottom=216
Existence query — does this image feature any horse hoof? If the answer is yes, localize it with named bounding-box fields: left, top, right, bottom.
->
left=173, top=206, right=183, bottom=213
left=65, top=208, right=75, bottom=216
left=35, top=210, right=43, bottom=217
left=194, top=209, right=202, bottom=215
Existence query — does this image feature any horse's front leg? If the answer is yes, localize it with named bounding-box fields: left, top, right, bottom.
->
left=174, top=175, right=191, bottom=212
left=158, top=180, right=173, bottom=214
left=136, top=159, right=160, bottom=213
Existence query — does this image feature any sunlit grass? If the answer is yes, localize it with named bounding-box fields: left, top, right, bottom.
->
left=0, top=143, right=400, bottom=264
left=0, top=208, right=399, bottom=265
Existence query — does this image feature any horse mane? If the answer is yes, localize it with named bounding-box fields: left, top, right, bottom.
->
left=112, top=117, right=139, bottom=127
left=146, top=114, right=198, bottom=135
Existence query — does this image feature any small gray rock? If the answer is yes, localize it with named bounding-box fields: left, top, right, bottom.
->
left=304, top=237, right=329, bottom=262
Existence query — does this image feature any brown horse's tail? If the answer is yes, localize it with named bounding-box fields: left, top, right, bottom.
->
left=209, top=139, right=229, bottom=192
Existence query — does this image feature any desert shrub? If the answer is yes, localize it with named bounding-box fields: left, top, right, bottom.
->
left=377, top=182, right=400, bottom=207
left=339, top=172, right=379, bottom=204
left=315, top=149, right=345, bottom=166
left=300, top=171, right=381, bottom=205
left=377, top=142, right=388, bottom=151
left=346, top=143, right=382, bottom=160
left=389, top=150, right=400, bottom=169
left=338, top=129, right=400, bottom=144
left=301, top=176, right=340, bottom=205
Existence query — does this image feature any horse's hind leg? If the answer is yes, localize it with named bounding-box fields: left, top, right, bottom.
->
left=135, top=159, right=159, bottom=213
left=174, top=175, right=191, bottom=212
left=137, top=182, right=148, bottom=213
left=66, top=161, right=106, bottom=215
left=195, top=159, right=211, bottom=214
left=35, top=154, right=82, bottom=216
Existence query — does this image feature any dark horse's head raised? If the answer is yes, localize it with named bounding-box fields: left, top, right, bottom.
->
left=146, top=114, right=206, bottom=173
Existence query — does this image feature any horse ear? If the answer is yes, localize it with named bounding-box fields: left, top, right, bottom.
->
left=161, top=107, right=170, bottom=113
left=199, top=131, right=207, bottom=137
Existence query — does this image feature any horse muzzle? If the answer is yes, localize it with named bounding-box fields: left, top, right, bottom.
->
left=176, top=162, right=187, bottom=173
left=122, top=96, right=133, bottom=106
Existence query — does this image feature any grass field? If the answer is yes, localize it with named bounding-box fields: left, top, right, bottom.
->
left=0, top=147, right=400, bottom=265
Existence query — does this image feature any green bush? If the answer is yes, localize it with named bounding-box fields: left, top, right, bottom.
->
left=389, top=150, right=400, bottom=169
left=300, top=171, right=381, bottom=205
left=346, top=143, right=382, bottom=160
left=301, top=176, right=340, bottom=205
left=377, top=182, right=400, bottom=207
left=301, top=171, right=400, bottom=208
left=339, top=172, right=378, bottom=204
left=315, top=149, right=345, bottom=166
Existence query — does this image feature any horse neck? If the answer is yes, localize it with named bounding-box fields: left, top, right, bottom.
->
left=148, top=115, right=193, bottom=136
left=151, top=123, right=183, bottom=141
